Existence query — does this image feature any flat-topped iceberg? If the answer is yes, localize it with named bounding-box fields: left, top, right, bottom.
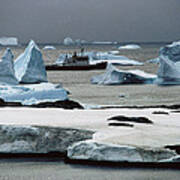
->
left=118, top=44, right=141, bottom=50
left=0, top=49, right=18, bottom=85
left=43, top=45, right=56, bottom=50
left=14, top=40, right=47, bottom=83
left=91, top=64, right=157, bottom=85
left=0, top=83, right=68, bottom=105
left=0, top=37, right=18, bottom=46
left=156, top=41, right=180, bottom=85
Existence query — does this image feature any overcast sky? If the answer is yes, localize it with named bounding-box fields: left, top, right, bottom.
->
left=0, top=0, right=180, bottom=43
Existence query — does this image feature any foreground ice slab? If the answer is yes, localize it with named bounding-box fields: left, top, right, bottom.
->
left=0, top=83, right=68, bottom=105
left=68, top=140, right=177, bottom=162
left=0, top=49, right=18, bottom=85
left=0, top=125, right=93, bottom=154
left=14, top=40, right=47, bottom=83
left=0, top=37, right=18, bottom=46
left=91, top=64, right=157, bottom=85
left=118, top=44, right=141, bottom=50
left=157, top=41, right=180, bottom=85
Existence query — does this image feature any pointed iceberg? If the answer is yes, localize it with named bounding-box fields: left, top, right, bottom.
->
left=14, top=40, right=47, bottom=83
left=0, top=48, right=18, bottom=85
left=91, top=64, right=157, bottom=85
left=157, top=41, right=180, bottom=85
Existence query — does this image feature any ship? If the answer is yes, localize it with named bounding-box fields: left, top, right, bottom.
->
left=46, top=52, right=107, bottom=71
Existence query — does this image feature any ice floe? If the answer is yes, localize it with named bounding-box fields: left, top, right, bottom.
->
left=68, top=140, right=177, bottom=163
left=0, top=37, right=18, bottom=46
left=14, top=40, right=47, bottom=83
left=0, top=48, right=18, bottom=85
left=0, top=83, right=68, bottom=105
left=91, top=64, right=157, bottom=85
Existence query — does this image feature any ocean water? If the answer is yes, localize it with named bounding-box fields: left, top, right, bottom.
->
left=1, top=43, right=180, bottom=106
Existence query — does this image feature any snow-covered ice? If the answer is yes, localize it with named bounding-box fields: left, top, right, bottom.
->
left=0, top=48, right=18, bottom=85
left=0, top=83, right=68, bottom=105
left=118, top=44, right=141, bottom=50
left=91, top=64, right=157, bottom=85
left=14, top=40, right=47, bottom=83
left=0, top=37, right=18, bottom=46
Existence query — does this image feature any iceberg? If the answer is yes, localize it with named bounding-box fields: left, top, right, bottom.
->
left=63, top=37, right=74, bottom=45
left=91, top=64, right=157, bottom=85
left=0, top=48, right=18, bottom=85
left=0, top=37, right=18, bottom=46
left=43, top=45, right=56, bottom=50
left=157, top=41, right=180, bottom=85
left=14, top=40, right=47, bottom=83
left=0, top=83, right=68, bottom=105
left=118, top=44, right=141, bottom=50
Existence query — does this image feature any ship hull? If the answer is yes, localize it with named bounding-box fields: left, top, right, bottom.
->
left=46, top=62, right=107, bottom=71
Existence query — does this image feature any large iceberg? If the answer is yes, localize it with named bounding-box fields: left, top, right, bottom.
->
left=157, top=41, right=180, bottom=85
left=0, top=83, right=68, bottom=105
left=0, top=37, right=18, bottom=46
left=0, top=48, right=18, bottom=85
left=14, top=40, right=47, bottom=83
left=91, top=64, right=157, bottom=85
left=118, top=44, right=141, bottom=50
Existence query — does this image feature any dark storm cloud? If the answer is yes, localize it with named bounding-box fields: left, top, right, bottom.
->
left=0, top=0, right=180, bottom=43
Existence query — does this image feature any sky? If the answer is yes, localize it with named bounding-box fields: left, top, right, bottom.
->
left=0, top=0, right=180, bottom=43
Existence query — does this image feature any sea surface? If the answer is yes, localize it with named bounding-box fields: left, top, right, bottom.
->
left=0, top=43, right=180, bottom=179
left=1, top=43, right=180, bottom=106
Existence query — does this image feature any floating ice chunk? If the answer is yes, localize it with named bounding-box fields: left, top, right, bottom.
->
left=0, top=37, right=18, bottom=46
left=43, top=45, right=56, bottom=50
left=118, top=44, right=141, bottom=50
left=0, top=48, right=18, bottom=85
left=63, top=37, right=74, bottom=45
left=0, top=83, right=68, bottom=105
left=91, top=64, right=157, bottom=85
left=14, top=40, right=47, bottom=83
left=156, top=41, right=180, bottom=85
